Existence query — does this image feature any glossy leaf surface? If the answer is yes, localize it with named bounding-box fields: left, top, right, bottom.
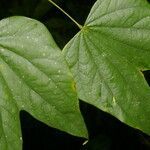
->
left=0, top=16, right=87, bottom=149
left=63, top=0, right=150, bottom=135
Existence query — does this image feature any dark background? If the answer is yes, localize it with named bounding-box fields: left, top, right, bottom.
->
left=0, top=0, right=150, bottom=149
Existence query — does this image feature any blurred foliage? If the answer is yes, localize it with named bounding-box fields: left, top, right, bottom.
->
left=0, top=0, right=150, bottom=149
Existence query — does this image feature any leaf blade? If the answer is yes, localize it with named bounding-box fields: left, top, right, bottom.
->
left=63, top=0, right=150, bottom=135
left=0, top=16, right=87, bottom=149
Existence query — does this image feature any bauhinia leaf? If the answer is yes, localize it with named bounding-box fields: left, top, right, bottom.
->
left=63, top=0, right=150, bottom=135
left=0, top=16, right=87, bottom=149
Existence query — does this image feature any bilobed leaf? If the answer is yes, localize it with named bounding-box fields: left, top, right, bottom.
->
left=63, top=0, right=150, bottom=135
left=0, top=16, right=87, bottom=149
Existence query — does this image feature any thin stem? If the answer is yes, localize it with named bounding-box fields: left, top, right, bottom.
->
left=48, top=0, right=83, bottom=29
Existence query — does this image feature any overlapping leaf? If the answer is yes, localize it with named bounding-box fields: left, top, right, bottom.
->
left=0, top=16, right=87, bottom=149
left=63, top=0, right=150, bottom=135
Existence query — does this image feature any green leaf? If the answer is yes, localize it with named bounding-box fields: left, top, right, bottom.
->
left=0, top=16, right=87, bottom=149
left=63, top=0, right=150, bottom=135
